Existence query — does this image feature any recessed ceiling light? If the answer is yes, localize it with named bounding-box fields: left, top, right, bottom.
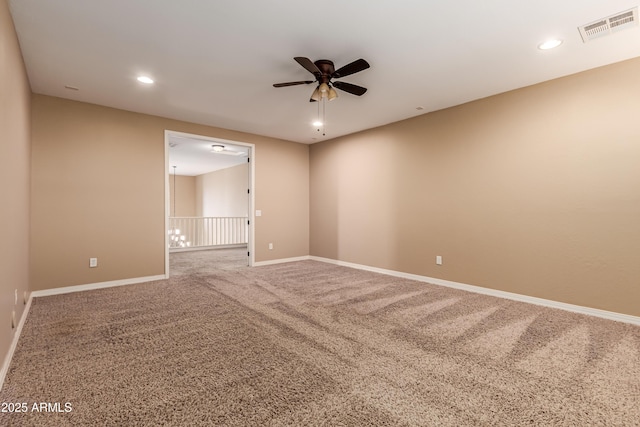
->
left=538, top=39, right=563, bottom=50
left=312, top=121, right=323, bottom=127
left=211, top=145, right=225, bottom=152
left=137, top=76, right=154, bottom=84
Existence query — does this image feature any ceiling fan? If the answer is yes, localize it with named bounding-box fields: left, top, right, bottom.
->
left=273, top=57, right=370, bottom=102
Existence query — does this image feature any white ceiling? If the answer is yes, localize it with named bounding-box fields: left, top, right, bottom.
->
left=168, top=133, right=249, bottom=176
left=9, top=1, right=640, bottom=144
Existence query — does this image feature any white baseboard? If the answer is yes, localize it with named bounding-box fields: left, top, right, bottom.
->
left=253, top=256, right=311, bottom=267
left=309, top=256, right=640, bottom=326
left=0, top=294, right=33, bottom=391
left=31, top=274, right=166, bottom=298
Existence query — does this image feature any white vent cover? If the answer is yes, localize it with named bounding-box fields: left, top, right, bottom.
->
left=579, top=7, right=638, bottom=42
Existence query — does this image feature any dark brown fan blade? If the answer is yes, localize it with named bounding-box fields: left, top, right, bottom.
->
left=273, top=81, right=314, bottom=87
left=332, top=81, right=367, bottom=96
left=332, top=59, right=370, bottom=78
left=294, top=57, right=322, bottom=77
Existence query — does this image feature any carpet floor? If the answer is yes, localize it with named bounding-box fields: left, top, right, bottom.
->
left=0, top=249, right=638, bottom=426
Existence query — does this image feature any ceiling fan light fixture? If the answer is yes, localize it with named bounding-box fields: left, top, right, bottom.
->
left=211, top=144, right=225, bottom=152
left=328, top=87, right=338, bottom=101
left=310, top=87, right=321, bottom=101
left=318, top=82, right=330, bottom=96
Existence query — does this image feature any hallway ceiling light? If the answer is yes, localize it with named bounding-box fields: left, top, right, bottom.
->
left=211, top=145, right=225, bottom=152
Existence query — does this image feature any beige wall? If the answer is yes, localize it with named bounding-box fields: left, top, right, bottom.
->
left=31, top=95, right=309, bottom=291
left=195, top=164, right=248, bottom=217
left=169, top=174, right=196, bottom=217
left=254, top=138, right=309, bottom=258
left=310, top=57, right=640, bottom=317
left=0, top=0, right=31, bottom=371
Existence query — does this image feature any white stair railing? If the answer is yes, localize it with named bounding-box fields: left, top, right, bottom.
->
left=169, top=217, right=248, bottom=249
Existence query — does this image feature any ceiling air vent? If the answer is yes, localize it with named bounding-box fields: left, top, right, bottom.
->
left=578, top=7, right=638, bottom=42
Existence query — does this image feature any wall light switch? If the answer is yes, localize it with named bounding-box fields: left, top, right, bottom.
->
left=89, top=258, right=98, bottom=268
left=436, top=256, right=443, bottom=265
left=256, top=210, right=262, bottom=217
left=268, top=243, right=273, bottom=250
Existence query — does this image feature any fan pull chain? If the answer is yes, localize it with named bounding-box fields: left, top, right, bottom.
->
left=317, top=99, right=321, bottom=133
left=322, top=98, right=326, bottom=136
left=315, top=97, right=326, bottom=137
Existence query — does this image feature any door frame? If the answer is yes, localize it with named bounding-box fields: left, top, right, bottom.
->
left=164, top=130, right=255, bottom=278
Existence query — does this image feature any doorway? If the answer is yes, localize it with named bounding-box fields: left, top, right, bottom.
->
left=164, top=130, right=255, bottom=278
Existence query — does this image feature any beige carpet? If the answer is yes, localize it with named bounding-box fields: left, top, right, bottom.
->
left=1, top=249, right=638, bottom=426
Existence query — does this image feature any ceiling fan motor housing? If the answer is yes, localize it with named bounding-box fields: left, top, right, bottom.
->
left=314, top=60, right=335, bottom=82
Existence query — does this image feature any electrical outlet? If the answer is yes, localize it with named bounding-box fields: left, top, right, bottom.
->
left=89, top=258, right=98, bottom=268
left=436, top=256, right=443, bottom=265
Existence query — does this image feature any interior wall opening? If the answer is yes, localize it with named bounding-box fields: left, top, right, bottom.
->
left=164, top=130, right=255, bottom=277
